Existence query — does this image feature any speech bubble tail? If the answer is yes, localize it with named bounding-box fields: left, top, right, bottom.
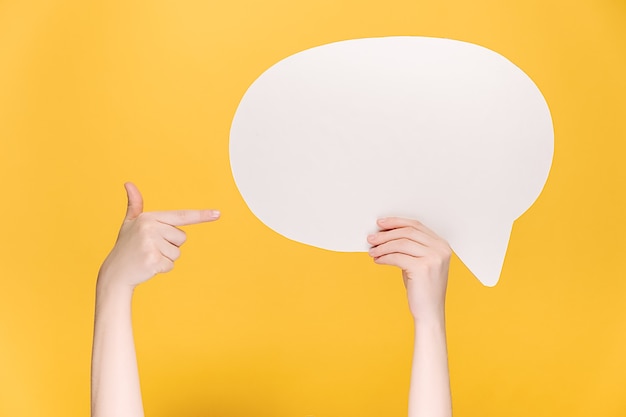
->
left=450, top=221, right=513, bottom=287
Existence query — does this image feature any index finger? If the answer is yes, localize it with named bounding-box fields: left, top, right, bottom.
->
left=152, top=209, right=221, bottom=226
left=377, top=217, right=441, bottom=240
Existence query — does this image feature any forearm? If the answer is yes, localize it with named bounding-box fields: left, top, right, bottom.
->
left=408, top=316, right=452, bottom=417
left=91, top=279, right=144, bottom=417
left=89, top=182, right=219, bottom=416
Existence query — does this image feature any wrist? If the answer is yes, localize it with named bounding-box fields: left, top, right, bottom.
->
left=413, top=317, right=447, bottom=349
left=96, top=272, right=136, bottom=305
left=412, top=308, right=446, bottom=330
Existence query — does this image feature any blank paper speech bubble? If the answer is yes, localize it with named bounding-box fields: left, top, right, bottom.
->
left=230, top=37, right=553, bottom=286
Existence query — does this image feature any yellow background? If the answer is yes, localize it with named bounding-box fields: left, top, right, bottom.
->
left=1, top=0, right=625, bottom=416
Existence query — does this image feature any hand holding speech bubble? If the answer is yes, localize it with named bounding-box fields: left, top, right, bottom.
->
left=230, top=37, right=554, bottom=286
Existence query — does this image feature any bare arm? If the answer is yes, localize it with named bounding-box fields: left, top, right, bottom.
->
left=368, top=217, right=452, bottom=417
left=91, top=183, right=220, bottom=417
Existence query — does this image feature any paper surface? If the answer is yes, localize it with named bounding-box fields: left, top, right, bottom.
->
left=230, top=36, right=554, bottom=286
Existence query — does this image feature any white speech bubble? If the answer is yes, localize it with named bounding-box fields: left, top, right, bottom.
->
left=230, top=37, right=553, bottom=286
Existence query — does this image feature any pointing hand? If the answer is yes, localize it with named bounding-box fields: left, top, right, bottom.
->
left=98, top=182, right=220, bottom=290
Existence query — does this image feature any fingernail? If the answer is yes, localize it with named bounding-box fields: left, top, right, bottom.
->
left=210, top=210, right=221, bottom=218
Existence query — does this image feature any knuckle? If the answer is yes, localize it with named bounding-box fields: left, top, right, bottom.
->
left=427, top=249, right=450, bottom=267
left=408, top=229, right=420, bottom=240
left=136, top=212, right=153, bottom=223
left=136, top=218, right=155, bottom=234
left=399, top=237, right=413, bottom=247
left=143, top=250, right=161, bottom=268
left=410, top=219, right=423, bottom=228
left=438, top=242, right=452, bottom=258
left=177, top=210, right=189, bottom=222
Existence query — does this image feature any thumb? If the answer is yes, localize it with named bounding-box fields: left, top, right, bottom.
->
left=124, top=182, right=144, bottom=220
